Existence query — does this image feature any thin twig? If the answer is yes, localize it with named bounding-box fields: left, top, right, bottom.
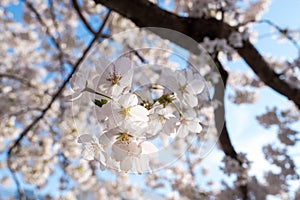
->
left=259, top=19, right=300, bottom=51
left=72, top=0, right=97, bottom=35
left=48, top=0, right=65, bottom=73
left=238, top=18, right=300, bottom=52
left=24, top=0, right=65, bottom=61
left=0, top=73, right=35, bottom=88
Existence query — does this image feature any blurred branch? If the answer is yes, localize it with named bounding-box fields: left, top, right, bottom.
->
left=213, top=55, right=248, bottom=200
left=94, top=0, right=300, bottom=109
left=72, top=0, right=111, bottom=39
left=126, top=44, right=148, bottom=63
left=0, top=73, right=35, bottom=88
left=6, top=9, right=111, bottom=200
left=24, top=0, right=65, bottom=63
left=2, top=107, right=42, bottom=119
left=72, top=0, right=97, bottom=35
left=48, top=0, right=64, bottom=72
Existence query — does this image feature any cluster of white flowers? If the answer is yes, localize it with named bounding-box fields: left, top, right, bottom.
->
left=199, top=37, right=239, bottom=60
left=70, top=56, right=206, bottom=173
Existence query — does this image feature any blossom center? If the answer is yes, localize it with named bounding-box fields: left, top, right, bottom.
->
left=120, top=106, right=131, bottom=119
left=106, top=70, right=122, bottom=85
left=179, top=85, right=187, bottom=94
left=116, top=132, right=132, bottom=141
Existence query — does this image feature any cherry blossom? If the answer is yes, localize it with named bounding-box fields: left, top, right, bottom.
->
left=159, top=68, right=205, bottom=107
left=97, top=57, right=134, bottom=97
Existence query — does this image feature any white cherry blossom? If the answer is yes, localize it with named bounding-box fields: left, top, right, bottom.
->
left=99, top=93, right=149, bottom=135
left=97, top=57, right=134, bottom=97
left=159, top=68, right=205, bottom=107
left=176, top=109, right=202, bottom=138
left=112, top=140, right=158, bottom=173
left=146, top=106, right=175, bottom=137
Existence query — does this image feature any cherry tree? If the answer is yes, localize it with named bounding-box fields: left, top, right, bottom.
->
left=0, top=0, right=300, bottom=199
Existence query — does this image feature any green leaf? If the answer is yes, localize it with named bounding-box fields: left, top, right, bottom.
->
left=94, top=99, right=108, bottom=108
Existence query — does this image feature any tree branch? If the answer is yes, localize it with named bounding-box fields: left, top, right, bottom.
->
left=94, top=0, right=300, bottom=109
left=6, top=9, right=111, bottom=200
left=72, top=0, right=97, bottom=35
left=25, top=0, right=64, bottom=59
left=0, top=73, right=35, bottom=88
left=213, top=55, right=248, bottom=200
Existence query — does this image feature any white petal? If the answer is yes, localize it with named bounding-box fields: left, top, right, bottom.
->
left=183, top=93, right=198, bottom=107
left=139, top=155, right=151, bottom=172
left=111, top=85, right=123, bottom=97
left=82, top=145, right=94, bottom=161
left=120, top=157, right=132, bottom=172
left=177, top=125, right=188, bottom=138
left=119, top=69, right=133, bottom=88
left=162, top=118, right=178, bottom=135
left=147, top=120, right=163, bottom=135
left=118, top=93, right=138, bottom=107
left=130, top=105, right=149, bottom=122
left=95, top=150, right=106, bottom=164
left=112, top=142, right=127, bottom=161
left=115, top=57, right=133, bottom=74
left=78, top=134, right=94, bottom=143
left=141, top=142, right=158, bottom=154
left=176, top=71, right=187, bottom=86
left=184, top=109, right=197, bottom=118
left=158, top=74, right=177, bottom=91
left=96, top=102, right=113, bottom=121
left=132, top=157, right=143, bottom=174
left=188, top=120, right=202, bottom=133
left=98, top=132, right=116, bottom=147
left=186, top=79, right=205, bottom=95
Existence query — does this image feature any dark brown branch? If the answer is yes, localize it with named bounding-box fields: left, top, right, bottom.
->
left=7, top=9, right=111, bottom=200
left=213, top=55, right=248, bottom=200
left=236, top=40, right=300, bottom=108
left=212, top=56, right=238, bottom=159
left=94, top=0, right=300, bottom=109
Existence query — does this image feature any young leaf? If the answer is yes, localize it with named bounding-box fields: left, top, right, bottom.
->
left=94, top=99, right=108, bottom=108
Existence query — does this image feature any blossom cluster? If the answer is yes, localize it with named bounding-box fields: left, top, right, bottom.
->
left=70, top=57, right=206, bottom=173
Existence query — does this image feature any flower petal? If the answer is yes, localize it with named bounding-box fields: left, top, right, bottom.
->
left=188, top=120, right=202, bottom=133
left=78, top=134, right=94, bottom=143
left=130, top=105, right=149, bottom=122
left=118, top=93, right=138, bottom=107
left=141, top=142, right=158, bottom=154
left=183, top=93, right=198, bottom=107
left=177, top=124, right=189, bottom=138
left=186, top=79, right=205, bottom=95
left=120, top=157, right=132, bottom=172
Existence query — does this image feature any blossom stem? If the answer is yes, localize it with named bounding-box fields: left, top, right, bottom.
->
left=133, top=91, right=146, bottom=102
left=172, top=102, right=183, bottom=117
left=84, top=87, right=113, bottom=100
